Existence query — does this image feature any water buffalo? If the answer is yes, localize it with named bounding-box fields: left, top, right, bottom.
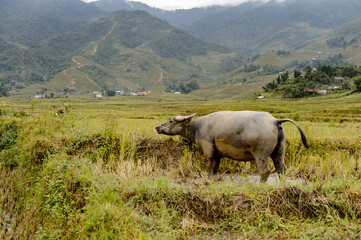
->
left=155, top=111, right=309, bottom=182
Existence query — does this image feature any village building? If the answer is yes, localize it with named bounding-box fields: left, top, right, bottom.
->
left=332, top=77, right=345, bottom=83
left=137, top=92, right=147, bottom=96
left=93, top=92, right=102, bottom=98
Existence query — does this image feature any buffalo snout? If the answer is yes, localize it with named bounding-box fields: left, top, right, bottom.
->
left=156, top=123, right=168, bottom=134
left=155, top=126, right=162, bottom=134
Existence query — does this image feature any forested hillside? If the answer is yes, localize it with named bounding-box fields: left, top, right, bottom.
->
left=91, top=0, right=230, bottom=29
left=0, top=0, right=104, bottom=87
left=187, top=0, right=361, bottom=54
left=0, top=0, right=236, bottom=95
left=0, top=0, right=103, bottom=46
left=92, top=0, right=361, bottom=55
left=263, top=65, right=360, bottom=98
left=3, top=0, right=361, bottom=97
left=5, top=10, right=235, bottom=95
left=303, top=15, right=361, bottom=56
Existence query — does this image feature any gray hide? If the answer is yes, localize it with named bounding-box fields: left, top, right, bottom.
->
left=155, top=111, right=309, bottom=182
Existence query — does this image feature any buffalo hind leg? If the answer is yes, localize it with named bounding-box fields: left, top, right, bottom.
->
left=271, top=136, right=286, bottom=177
left=271, top=154, right=285, bottom=176
left=254, top=153, right=271, bottom=182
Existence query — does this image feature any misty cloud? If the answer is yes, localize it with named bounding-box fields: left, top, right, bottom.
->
left=88, top=0, right=280, bottom=10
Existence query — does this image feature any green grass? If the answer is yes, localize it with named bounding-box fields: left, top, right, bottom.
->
left=1, top=94, right=361, bottom=239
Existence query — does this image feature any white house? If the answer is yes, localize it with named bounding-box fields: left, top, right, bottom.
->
left=93, top=92, right=102, bottom=98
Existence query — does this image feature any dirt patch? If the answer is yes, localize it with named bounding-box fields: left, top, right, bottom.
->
left=220, top=173, right=306, bottom=185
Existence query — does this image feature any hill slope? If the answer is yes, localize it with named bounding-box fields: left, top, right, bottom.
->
left=187, top=0, right=361, bottom=55
left=91, top=0, right=230, bottom=29
left=299, top=15, right=361, bottom=64
left=92, top=0, right=361, bottom=56
left=0, top=0, right=103, bottom=46
left=214, top=14, right=361, bottom=94
left=0, top=0, right=103, bottom=86
left=14, top=10, right=235, bottom=95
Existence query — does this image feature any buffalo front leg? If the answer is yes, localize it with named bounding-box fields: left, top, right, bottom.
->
left=208, top=156, right=221, bottom=177
left=200, top=142, right=220, bottom=177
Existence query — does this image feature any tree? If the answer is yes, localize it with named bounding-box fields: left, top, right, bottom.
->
left=341, top=80, right=350, bottom=90
left=0, top=83, right=9, bottom=97
left=355, top=76, right=361, bottom=92
left=187, top=80, right=200, bottom=91
left=276, top=75, right=281, bottom=84
left=281, top=71, right=289, bottom=83
left=311, top=71, right=330, bottom=85
left=294, top=69, right=301, bottom=79
left=262, top=81, right=278, bottom=92
left=106, top=90, right=116, bottom=97
left=317, top=64, right=334, bottom=78
left=305, top=65, right=312, bottom=78
left=283, top=85, right=303, bottom=98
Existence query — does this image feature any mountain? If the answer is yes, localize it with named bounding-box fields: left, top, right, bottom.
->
left=91, top=0, right=230, bottom=29
left=12, top=10, right=235, bottom=95
left=0, top=0, right=237, bottom=95
left=0, top=0, right=103, bottom=47
left=187, top=0, right=361, bottom=55
left=0, top=35, right=66, bottom=85
left=214, top=14, right=361, bottom=90
left=0, top=0, right=104, bottom=86
left=92, top=0, right=361, bottom=56
left=4, top=0, right=361, bottom=98
left=299, top=15, right=361, bottom=66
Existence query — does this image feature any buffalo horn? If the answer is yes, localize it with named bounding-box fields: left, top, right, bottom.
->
left=174, top=113, right=197, bottom=122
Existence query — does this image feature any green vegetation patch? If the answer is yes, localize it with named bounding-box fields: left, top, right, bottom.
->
left=1, top=96, right=361, bottom=239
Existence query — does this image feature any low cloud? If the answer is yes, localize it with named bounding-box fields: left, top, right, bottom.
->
left=126, top=0, right=270, bottom=10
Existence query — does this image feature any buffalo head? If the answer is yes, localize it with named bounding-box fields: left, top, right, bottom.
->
left=155, top=113, right=197, bottom=135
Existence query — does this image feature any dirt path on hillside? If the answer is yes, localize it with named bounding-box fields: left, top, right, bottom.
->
left=63, top=70, right=76, bottom=89
left=92, top=21, right=118, bottom=56
left=72, top=57, right=82, bottom=67
left=63, top=20, right=118, bottom=89
left=92, top=44, right=98, bottom=56
left=108, top=21, right=117, bottom=35
left=158, top=72, right=163, bottom=83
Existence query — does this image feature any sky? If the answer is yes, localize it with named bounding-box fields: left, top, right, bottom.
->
left=87, top=0, right=272, bottom=10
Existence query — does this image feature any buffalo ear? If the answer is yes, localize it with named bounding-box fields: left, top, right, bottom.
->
left=183, top=113, right=197, bottom=125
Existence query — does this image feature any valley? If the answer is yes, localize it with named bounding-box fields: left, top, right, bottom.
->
left=2, top=0, right=361, bottom=99
left=1, top=94, right=361, bottom=238
left=2, top=1, right=361, bottom=237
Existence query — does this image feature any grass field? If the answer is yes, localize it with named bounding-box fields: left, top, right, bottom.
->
left=1, top=93, right=361, bottom=239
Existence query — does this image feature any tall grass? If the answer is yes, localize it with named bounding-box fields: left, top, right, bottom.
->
left=1, top=95, right=361, bottom=239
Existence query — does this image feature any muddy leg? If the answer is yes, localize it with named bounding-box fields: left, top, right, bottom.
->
left=200, top=143, right=221, bottom=177
left=255, top=155, right=271, bottom=182
left=271, top=156, right=285, bottom=176
left=271, top=135, right=286, bottom=176
left=208, top=156, right=221, bottom=177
